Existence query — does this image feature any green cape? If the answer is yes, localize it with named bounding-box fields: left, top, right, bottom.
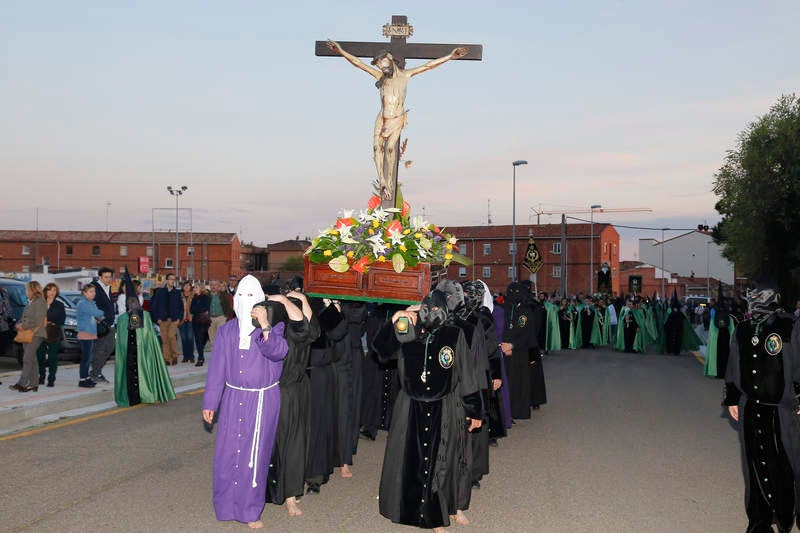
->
left=544, top=301, right=562, bottom=352
left=615, top=307, right=647, bottom=353
left=115, top=311, right=177, bottom=408
left=703, top=312, right=735, bottom=377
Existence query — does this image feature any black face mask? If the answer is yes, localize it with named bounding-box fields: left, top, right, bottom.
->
left=417, top=290, right=449, bottom=331
left=747, top=287, right=780, bottom=319
left=461, top=281, right=484, bottom=314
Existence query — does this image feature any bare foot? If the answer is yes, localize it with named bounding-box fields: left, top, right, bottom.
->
left=340, top=464, right=353, bottom=478
left=452, top=510, right=470, bottom=525
left=247, top=520, right=264, bottom=529
left=285, top=496, right=302, bottom=517
left=433, top=528, right=446, bottom=533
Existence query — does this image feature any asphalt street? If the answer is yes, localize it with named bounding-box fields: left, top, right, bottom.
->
left=0, top=348, right=772, bottom=532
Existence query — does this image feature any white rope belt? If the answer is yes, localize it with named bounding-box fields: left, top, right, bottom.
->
left=225, top=380, right=279, bottom=488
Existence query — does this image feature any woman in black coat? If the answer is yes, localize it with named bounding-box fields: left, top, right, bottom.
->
left=37, top=283, right=66, bottom=387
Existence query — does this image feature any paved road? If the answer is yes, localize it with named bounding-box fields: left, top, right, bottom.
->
left=1, top=349, right=764, bottom=532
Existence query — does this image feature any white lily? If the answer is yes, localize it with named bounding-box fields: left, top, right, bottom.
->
left=317, top=226, right=335, bottom=238
left=339, top=209, right=355, bottom=219
left=366, top=233, right=388, bottom=256
left=411, top=215, right=429, bottom=231
left=414, top=240, right=429, bottom=259
left=387, top=228, right=405, bottom=246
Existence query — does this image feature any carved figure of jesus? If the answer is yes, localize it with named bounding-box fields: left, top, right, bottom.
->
left=326, top=39, right=468, bottom=202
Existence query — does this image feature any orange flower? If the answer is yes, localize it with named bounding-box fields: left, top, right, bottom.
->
left=386, top=220, right=403, bottom=235
left=367, top=196, right=381, bottom=210
left=352, top=256, right=370, bottom=273
left=335, top=218, right=354, bottom=230
left=401, top=201, right=411, bottom=217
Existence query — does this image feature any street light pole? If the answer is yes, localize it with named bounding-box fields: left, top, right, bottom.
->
left=589, top=204, right=601, bottom=294
left=167, top=185, right=188, bottom=278
left=511, top=160, right=528, bottom=283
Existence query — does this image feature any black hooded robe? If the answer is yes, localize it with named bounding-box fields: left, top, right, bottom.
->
left=504, top=299, right=537, bottom=420
left=724, top=313, right=800, bottom=532
left=266, top=313, right=319, bottom=505
left=360, top=305, right=401, bottom=438
left=373, top=322, right=481, bottom=529
left=664, top=308, right=684, bottom=355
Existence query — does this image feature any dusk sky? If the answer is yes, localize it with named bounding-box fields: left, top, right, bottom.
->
left=2, top=1, right=798, bottom=259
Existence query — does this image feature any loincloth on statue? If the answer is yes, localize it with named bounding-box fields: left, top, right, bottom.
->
left=378, top=111, right=408, bottom=139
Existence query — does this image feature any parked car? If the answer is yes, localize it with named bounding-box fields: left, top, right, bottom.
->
left=56, top=291, right=81, bottom=358
left=0, top=279, right=27, bottom=365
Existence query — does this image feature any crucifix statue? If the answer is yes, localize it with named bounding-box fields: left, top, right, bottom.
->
left=316, top=15, right=483, bottom=207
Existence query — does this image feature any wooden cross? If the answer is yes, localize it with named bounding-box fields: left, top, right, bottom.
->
left=316, top=15, right=483, bottom=207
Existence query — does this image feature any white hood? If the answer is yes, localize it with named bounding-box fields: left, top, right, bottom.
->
left=477, top=279, right=493, bottom=313
left=234, top=275, right=265, bottom=347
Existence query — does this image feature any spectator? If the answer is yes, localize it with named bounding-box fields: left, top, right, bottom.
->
left=37, top=283, right=66, bottom=387
left=89, top=267, right=116, bottom=383
left=150, top=273, right=183, bottom=365
left=191, top=283, right=211, bottom=366
left=9, top=281, right=47, bottom=392
left=179, top=281, right=195, bottom=363
left=207, top=279, right=233, bottom=348
left=76, top=284, right=105, bottom=388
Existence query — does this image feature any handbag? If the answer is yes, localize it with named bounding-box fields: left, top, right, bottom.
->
left=14, top=315, right=45, bottom=344
left=46, top=323, right=62, bottom=342
left=96, top=319, right=110, bottom=338
left=14, top=327, right=35, bottom=344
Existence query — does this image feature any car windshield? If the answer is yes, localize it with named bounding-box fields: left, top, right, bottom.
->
left=60, top=292, right=82, bottom=307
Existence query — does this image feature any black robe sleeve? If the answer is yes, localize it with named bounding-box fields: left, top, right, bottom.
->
left=723, top=325, right=742, bottom=406
left=456, top=329, right=483, bottom=421
left=372, top=321, right=402, bottom=364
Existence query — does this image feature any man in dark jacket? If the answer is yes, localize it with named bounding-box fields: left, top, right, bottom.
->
left=90, top=267, right=116, bottom=383
left=150, top=273, right=183, bottom=365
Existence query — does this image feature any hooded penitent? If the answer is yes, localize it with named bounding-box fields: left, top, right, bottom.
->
left=461, top=280, right=484, bottom=316
left=234, top=275, right=265, bottom=348
left=121, top=269, right=143, bottom=329
left=417, top=289, right=449, bottom=332
left=746, top=283, right=781, bottom=320
left=436, top=279, right=465, bottom=317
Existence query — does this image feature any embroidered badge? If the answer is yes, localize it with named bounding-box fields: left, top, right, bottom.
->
left=438, top=346, right=455, bottom=369
left=764, top=333, right=782, bottom=356
left=129, top=314, right=141, bottom=328
left=751, top=336, right=759, bottom=346
left=518, top=315, right=528, bottom=328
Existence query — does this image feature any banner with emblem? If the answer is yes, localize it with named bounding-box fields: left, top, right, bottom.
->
left=522, top=237, right=544, bottom=274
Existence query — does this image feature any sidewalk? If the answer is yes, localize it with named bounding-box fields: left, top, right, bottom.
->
left=0, top=358, right=208, bottom=437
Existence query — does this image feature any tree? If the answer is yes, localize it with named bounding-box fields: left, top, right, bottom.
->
left=713, top=94, right=800, bottom=302
left=280, top=255, right=305, bottom=272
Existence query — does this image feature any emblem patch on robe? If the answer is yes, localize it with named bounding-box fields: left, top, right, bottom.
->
left=438, top=346, right=455, bottom=369
left=764, top=333, right=782, bottom=356
left=518, top=315, right=527, bottom=328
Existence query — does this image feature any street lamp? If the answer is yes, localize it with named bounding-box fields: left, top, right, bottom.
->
left=589, top=204, right=601, bottom=294
left=511, top=160, right=528, bottom=282
left=167, top=185, right=188, bottom=278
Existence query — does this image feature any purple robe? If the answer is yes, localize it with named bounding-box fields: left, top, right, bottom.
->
left=202, top=319, right=288, bottom=523
left=492, top=306, right=513, bottom=429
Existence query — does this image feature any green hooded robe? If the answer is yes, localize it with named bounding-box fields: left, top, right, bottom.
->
left=115, top=311, right=176, bottom=407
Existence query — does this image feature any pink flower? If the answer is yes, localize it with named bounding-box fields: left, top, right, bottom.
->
left=401, top=201, right=411, bottom=217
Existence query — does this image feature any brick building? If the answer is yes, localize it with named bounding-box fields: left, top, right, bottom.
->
left=443, top=223, right=620, bottom=297
left=618, top=261, right=723, bottom=300
left=0, top=230, right=242, bottom=281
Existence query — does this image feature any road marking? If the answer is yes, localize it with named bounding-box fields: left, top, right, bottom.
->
left=0, top=388, right=206, bottom=441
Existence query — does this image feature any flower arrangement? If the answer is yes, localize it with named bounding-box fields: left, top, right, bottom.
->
left=305, top=193, right=471, bottom=274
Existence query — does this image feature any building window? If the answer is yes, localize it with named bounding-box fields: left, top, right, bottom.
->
left=612, top=243, right=617, bottom=256
left=22, top=245, right=31, bottom=255
left=507, top=266, right=516, bottom=279
left=603, top=242, right=608, bottom=255
left=119, top=267, right=126, bottom=274
left=509, top=242, right=516, bottom=255
left=552, top=265, right=562, bottom=278
left=187, top=246, right=195, bottom=257
left=22, top=265, right=30, bottom=273
left=552, top=242, right=561, bottom=254
left=165, top=258, right=174, bottom=268
left=65, top=245, right=73, bottom=256
left=612, top=267, right=617, bottom=279
left=458, top=266, right=467, bottom=278
left=483, top=243, right=491, bottom=256
left=482, top=266, right=491, bottom=278
left=146, top=246, right=154, bottom=256
left=92, top=246, right=100, bottom=256
left=120, top=245, right=128, bottom=257
left=460, top=243, right=468, bottom=256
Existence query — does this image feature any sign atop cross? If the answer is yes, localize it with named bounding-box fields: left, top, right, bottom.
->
left=316, top=15, right=483, bottom=208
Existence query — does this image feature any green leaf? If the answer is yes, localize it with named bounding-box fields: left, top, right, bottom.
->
left=391, top=253, right=406, bottom=273
left=451, top=253, right=473, bottom=266
left=328, top=255, right=350, bottom=272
